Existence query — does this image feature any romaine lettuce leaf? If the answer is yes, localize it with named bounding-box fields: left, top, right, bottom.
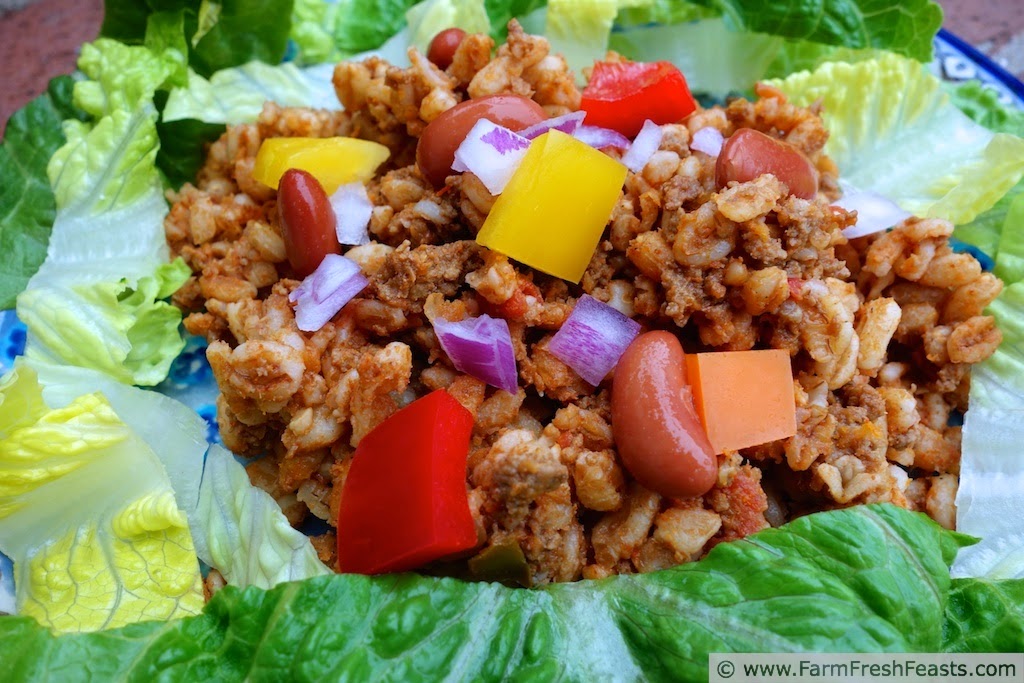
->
left=17, top=360, right=321, bottom=592
left=943, top=578, right=1024, bottom=652
left=770, top=53, right=1024, bottom=225
left=544, top=0, right=619, bottom=79
left=3, top=505, right=1015, bottom=678
left=19, top=262, right=189, bottom=386
left=15, top=40, right=189, bottom=386
left=952, top=283, right=1024, bottom=581
left=609, top=18, right=783, bottom=97
left=332, top=0, right=421, bottom=53
left=192, top=445, right=331, bottom=589
left=613, top=0, right=716, bottom=25
left=0, top=76, right=82, bottom=310
left=143, top=9, right=191, bottom=88
left=406, top=0, right=492, bottom=54
left=164, top=61, right=341, bottom=126
left=484, top=0, right=547, bottom=40
left=0, top=365, right=204, bottom=633
left=946, top=80, right=1024, bottom=270
left=932, top=81, right=1024, bottom=584
left=948, top=80, right=1024, bottom=138
left=952, top=404, right=1024, bottom=580
left=101, top=0, right=295, bottom=78
left=607, top=0, right=939, bottom=99
left=291, top=0, right=342, bottom=63
left=993, top=194, right=1024, bottom=284
left=953, top=182, right=1022, bottom=259
left=158, top=58, right=338, bottom=186
left=25, top=358, right=209, bottom=515
left=188, top=0, right=296, bottom=78
left=685, top=0, right=942, bottom=63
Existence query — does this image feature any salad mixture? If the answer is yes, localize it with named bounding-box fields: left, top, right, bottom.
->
left=1, top=0, right=1024, bottom=678
left=168, top=21, right=999, bottom=586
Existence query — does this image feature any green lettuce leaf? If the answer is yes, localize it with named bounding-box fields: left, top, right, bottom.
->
left=192, top=445, right=331, bottom=589
left=943, top=579, right=1024, bottom=652
left=406, top=0, right=492, bottom=54
left=332, top=0, right=421, bottom=53
left=100, top=0, right=295, bottom=78
left=188, top=0, right=295, bottom=78
left=948, top=80, right=1024, bottom=138
left=953, top=182, right=1021, bottom=259
left=156, top=117, right=227, bottom=190
left=952, top=404, right=1024, bottom=580
left=25, top=358, right=209, bottom=515
left=770, top=53, right=1024, bottom=225
left=14, top=361, right=326, bottom=591
left=144, top=10, right=191, bottom=88
left=544, top=0, right=619, bottom=79
left=326, top=0, right=546, bottom=58
left=993, top=193, right=1024, bottom=284
left=946, top=80, right=1024, bottom=269
left=164, top=61, right=340, bottom=125
left=158, top=58, right=339, bottom=186
left=685, top=0, right=942, bottom=63
left=15, top=40, right=190, bottom=386
left=19, top=260, right=190, bottom=387
left=0, top=365, right=204, bottom=633
left=613, top=0, right=716, bottom=25
left=16, top=360, right=325, bottom=593
left=936, top=82, right=1024, bottom=584
left=609, top=18, right=783, bottom=97
left=484, top=0, right=547, bottom=39
left=608, top=0, right=940, bottom=99
left=0, top=76, right=82, bottom=310
left=1, top=505, right=1008, bottom=678
left=290, top=0, right=342, bottom=63
left=953, top=283, right=1024, bottom=582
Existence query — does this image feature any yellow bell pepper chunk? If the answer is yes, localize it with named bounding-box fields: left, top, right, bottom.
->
left=476, top=130, right=627, bottom=283
left=252, top=137, right=390, bottom=194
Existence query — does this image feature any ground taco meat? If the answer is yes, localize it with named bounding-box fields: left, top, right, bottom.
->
left=164, top=21, right=1002, bottom=585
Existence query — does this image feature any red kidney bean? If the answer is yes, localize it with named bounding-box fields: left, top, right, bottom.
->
left=278, top=168, right=339, bottom=278
left=427, top=28, right=467, bottom=71
left=715, top=128, right=819, bottom=200
left=611, top=331, right=717, bottom=499
left=416, top=94, right=547, bottom=188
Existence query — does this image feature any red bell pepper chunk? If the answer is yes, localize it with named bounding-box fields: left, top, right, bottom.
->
left=581, top=61, right=698, bottom=138
left=336, top=390, right=478, bottom=574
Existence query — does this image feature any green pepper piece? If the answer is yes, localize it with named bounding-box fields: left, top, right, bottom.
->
left=468, top=540, right=532, bottom=588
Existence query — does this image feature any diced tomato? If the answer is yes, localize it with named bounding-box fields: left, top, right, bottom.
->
left=581, top=61, right=698, bottom=138
left=481, top=279, right=541, bottom=320
left=787, top=278, right=805, bottom=301
left=336, top=390, right=478, bottom=574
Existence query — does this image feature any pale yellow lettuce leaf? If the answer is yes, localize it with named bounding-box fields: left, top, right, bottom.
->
left=0, top=365, right=203, bottom=632
left=769, top=53, right=1024, bottom=224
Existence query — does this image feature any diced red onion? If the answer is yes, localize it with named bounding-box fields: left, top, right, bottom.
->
left=289, top=254, right=368, bottom=332
left=547, top=294, right=642, bottom=386
left=573, top=125, right=631, bottom=150
left=451, top=119, right=530, bottom=195
left=520, top=111, right=586, bottom=140
left=433, top=314, right=518, bottom=394
left=690, top=127, right=724, bottom=157
left=621, top=119, right=663, bottom=173
left=833, top=189, right=912, bottom=239
left=330, top=182, right=372, bottom=245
